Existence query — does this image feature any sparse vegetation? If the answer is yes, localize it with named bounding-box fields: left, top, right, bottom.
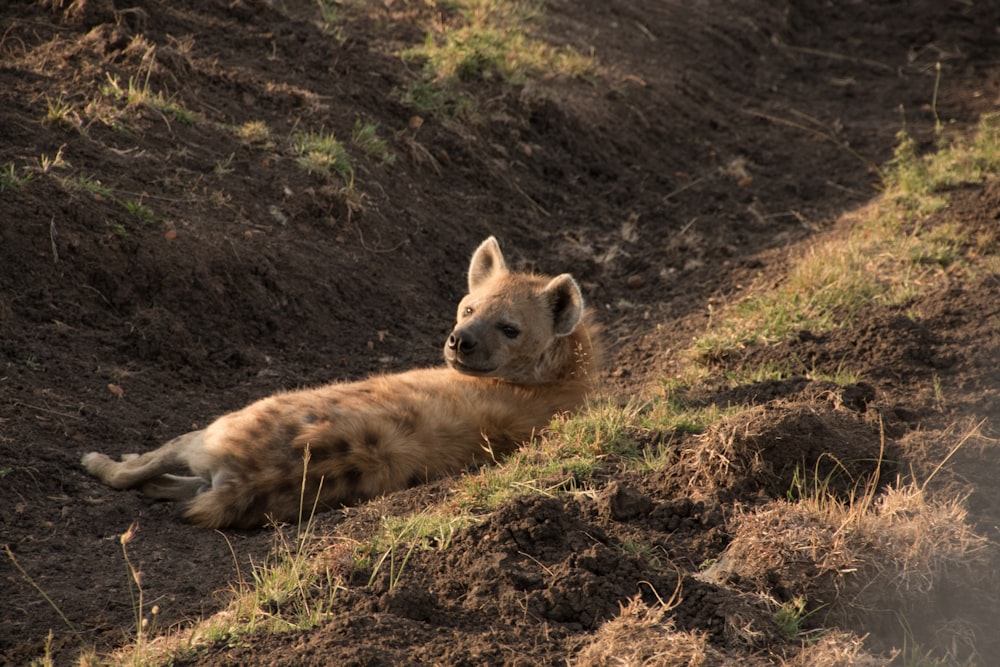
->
left=0, top=162, right=32, bottom=191
left=774, top=596, right=809, bottom=639
left=120, top=198, right=159, bottom=223
left=233, top=120, right=272, bottom=147
left=43, top=95, right=81, bottom=130
left=61, top=173, right=160, bottom=230
left=362, top=512, right=476, bottom=590
left=4, top=1, right=999, bottom=666
left=292, top=128, right=354, bottom=182
left=101, top=70, right=198, bottom=125
left=405, top=0, right=594, bottom=85
left=66, top=173, right=114, bottom=199
left=691, top=114, right=1000, bottom=366
left=399, top=0, right=596, bottom=115
left=351, top=119, right=395, bottom=164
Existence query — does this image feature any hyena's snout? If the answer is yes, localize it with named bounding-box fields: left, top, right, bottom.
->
left=447, top=327, right=477, bottom=354
left=444, top=324, right=495, bottom=375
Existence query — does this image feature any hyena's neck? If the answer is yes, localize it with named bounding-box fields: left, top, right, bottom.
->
left=534, top=310, right=600, bottom=388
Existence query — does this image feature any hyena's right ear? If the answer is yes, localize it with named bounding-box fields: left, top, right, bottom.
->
left=543, top=273, right=584, bottom=336
left=468, top=236, right=508, bottom=291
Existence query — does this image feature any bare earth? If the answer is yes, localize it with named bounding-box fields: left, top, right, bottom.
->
left=2, top=0, right=999, bottom=664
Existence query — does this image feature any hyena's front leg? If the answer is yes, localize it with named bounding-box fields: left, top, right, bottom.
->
left=82, top=430, right=207, bottom=499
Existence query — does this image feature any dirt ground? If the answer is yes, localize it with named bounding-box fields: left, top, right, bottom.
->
left=1, top=0, right=999, bottom=664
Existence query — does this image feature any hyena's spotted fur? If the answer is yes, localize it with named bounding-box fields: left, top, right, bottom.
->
left=82, top=237, right=599, bottom=528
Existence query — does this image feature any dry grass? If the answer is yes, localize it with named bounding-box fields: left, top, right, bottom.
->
left=704, top=480, right=990, bottom=651
left=780, top=630, right=891, bottom=667
left=666, top=401, right=881, bottom=499
left=572, top=596, right=725, bottom=667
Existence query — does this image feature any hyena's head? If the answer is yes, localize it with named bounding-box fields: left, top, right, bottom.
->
left=445, top=236, right=584, bottom=384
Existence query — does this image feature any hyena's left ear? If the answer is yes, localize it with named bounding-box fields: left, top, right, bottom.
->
left=543, top=274, right=584, bottom=336
left=468, top=236, right=508, bottom=291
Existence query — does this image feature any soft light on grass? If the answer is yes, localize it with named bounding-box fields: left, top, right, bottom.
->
left=645, top=379, right=727, bottom=434
left=292, top=129, right=354, bottom=182
left=887, top=114, right=1000, bottom=208
left=572, top=596, right=720, bottom=667
left=44, top=95, right=81, bottom=130
left=234, top=120, right=272, bottom=147
left=401, top=0, right=595, bottom=114
left=102, top=72, right=198, bottom=125
left=691, top=114, right=1000, bottom=366
left=359, top=511, right=477, bottom=590
left=451, top=400, right=641, bottom=511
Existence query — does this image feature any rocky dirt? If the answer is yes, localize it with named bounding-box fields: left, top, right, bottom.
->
left=1, top=0, right=999, bottom=664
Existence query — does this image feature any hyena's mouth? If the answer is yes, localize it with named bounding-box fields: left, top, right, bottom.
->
left=446, top=358, right=498, bottom=375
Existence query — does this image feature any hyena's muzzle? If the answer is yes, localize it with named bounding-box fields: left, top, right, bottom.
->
left=445, top=323, right=495, bottom=374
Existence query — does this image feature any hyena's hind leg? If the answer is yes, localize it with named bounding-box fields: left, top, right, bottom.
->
left=82, top=430, right=209, bottom=500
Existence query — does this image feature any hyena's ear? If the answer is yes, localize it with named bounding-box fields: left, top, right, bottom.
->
left=468, top=236, right=508, bottom=292
left=543, top=274, right=584, bottom=336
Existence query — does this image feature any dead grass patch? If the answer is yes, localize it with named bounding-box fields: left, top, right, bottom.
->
left=664, top=401, right=883, bottom=500
left=704, top=481, right=991, bottom=655
left=780, top=630, right=890, bottom=667
left=572, top=596, right=725, bottom=667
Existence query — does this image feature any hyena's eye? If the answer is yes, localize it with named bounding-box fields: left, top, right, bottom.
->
left=499, top=324, right=520, bottom=339
left=463, top=307, right=474, bottom=317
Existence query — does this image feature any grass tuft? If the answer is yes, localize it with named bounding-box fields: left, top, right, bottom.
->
left=407, top=0, right=593, bottom=85
left=101, top=65, right=199, bottom=126
left=293, top=129, right=354, bottom=183
left=234, top=120, right=272, bottom=147
left=0, top=162, right=34, bottom=191
left=400, top=0, right=595, bottom=115
left=351, top=120, right=395, bottom=164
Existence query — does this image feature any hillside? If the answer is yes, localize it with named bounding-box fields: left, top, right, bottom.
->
left=2, top=0, right=999, bottom=664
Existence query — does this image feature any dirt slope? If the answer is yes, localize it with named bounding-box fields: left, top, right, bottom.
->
left=1, top=0, right=998, bottom=664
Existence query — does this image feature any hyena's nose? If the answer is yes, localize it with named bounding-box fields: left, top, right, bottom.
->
left=447, top=330, right=477, bottom=354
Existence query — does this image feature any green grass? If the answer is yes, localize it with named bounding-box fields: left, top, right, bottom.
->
left=690, top=113, right=1000, bottom=367
left=351, top=120, right=395, bottom=164
left=120, top=198, right=159, bottom=223
left=407, top=0, right=593, bottom=84
left=0, top=162, right=33, bottom=191
left=61, top=173, right=160, bottom=230
left=66, top=174, right=114, bottom=199
left=359, top=512, right=477, bottom=590
left=775, top=596, right=809, bottom=639
left=292, top=129, right=354, bottom=182
left=449, top=395, right=723, bottom=512
left=315, top=0, right=353, bottom=40
left=400, top=0, right=595, bottom=115
left=102, top=71, right=198, bottom=125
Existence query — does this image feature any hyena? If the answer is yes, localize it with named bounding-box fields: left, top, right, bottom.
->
left=82, top=237, right=599, bottom=528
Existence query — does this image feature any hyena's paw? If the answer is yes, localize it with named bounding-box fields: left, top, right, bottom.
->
left=81, top=451, right=113, bottom=476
